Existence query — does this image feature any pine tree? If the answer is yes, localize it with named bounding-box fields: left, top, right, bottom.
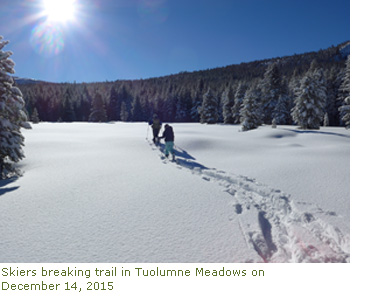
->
left=240, top=87, right=262, bottom=131
left=120, top=85, right=132, bottom=121
left=291, top=61, right=327, bottom=129
left=325, top=67, right=342, bottom=126
left=222, top=87, right=234, bottom=124
left=62, top=87, right=76, bottom=122
left=0, top=36, right=30, bottom=179
left=142, top=98, right=151, bottom=122
left=120, top=102, right=129, bottom=121
left=273, top=94, right=290, bottom=125
left=163, top=97, right=176, bottom=122
left=289, top=69, right=301, bottom=97
left=260, top=62, right=283, bottom=124
left=232, top=82, right=247, bottom=124
left=89, top=91, right=107, bottom=122
left=190, top=90, right=202, bottom=122
left=338, top=55, right=350, bottom=128
left=31, top=108, right=40, bottom=123
left=200, top=88, right=218, bottom=124
left=107, top=86, right=120, bottom=121
left=175, top=89, right=192, bottom=122
left=131, top=96, right=145, bottom=121
left=79, top=85, right=92, bottom=121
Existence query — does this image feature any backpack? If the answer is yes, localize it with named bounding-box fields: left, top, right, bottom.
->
left=152, top=118, right=162, bottom=130
left=164, top=126, right=174, bottom=141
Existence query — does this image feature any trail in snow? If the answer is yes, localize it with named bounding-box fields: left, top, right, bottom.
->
left=149, top=140, right=350, bottom=263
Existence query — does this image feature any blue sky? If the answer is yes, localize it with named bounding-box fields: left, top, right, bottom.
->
left=0, top=0, right=350, bottom=83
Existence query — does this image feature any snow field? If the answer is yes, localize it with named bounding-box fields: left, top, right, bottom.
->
left=1, top=123, right=248, bottom=262
left=0, top=122, right=350, bottom=263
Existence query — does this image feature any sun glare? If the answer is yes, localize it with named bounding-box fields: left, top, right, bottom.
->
left=43, top=0, right=76, bottom=23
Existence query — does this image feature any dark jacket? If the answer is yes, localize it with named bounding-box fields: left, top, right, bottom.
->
left=161, top=125, right=174, bottom=142
left=149, top=118, right=162, bottom=130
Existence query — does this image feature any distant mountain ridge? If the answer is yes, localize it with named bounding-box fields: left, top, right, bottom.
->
left=14, top=77, right=46, bottom=85
left=14, top=41, right=349, bottom=85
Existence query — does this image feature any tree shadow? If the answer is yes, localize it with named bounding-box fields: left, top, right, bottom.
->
left=0, top=177, right=20, bottom=196
left=283, top=128, right=350, bottom=139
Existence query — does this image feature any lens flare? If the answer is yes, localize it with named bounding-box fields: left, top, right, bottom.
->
left=30, top=22, right=65, bottom=57
left=43, top=0, right=76, bottom=23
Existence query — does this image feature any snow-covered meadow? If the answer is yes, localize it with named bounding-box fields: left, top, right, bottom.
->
left=0, top=122, right=350, bottom=263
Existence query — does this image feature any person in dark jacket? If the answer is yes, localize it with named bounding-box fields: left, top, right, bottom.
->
left=160, top=124, right=175, bottom=159
left=148, top=114, right=162, bottom=144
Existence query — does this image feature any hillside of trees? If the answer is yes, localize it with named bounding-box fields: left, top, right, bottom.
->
left=16, top=41, right=350, bottom=128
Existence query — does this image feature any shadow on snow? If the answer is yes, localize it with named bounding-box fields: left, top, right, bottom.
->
left=0, top=177, right=20, bottom=197
left=156, top=142, right=209, bottom=171
left=283, top=128, right=350, bottom=139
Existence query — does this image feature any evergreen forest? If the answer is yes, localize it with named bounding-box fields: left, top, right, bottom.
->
left=17, top=41, right=350, bottom=129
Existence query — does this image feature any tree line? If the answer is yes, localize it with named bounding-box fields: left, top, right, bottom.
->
left=17, top=41, right=350, bottom=129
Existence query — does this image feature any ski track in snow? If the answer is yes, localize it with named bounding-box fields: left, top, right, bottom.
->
left=148, top=140, right=350, bottom=263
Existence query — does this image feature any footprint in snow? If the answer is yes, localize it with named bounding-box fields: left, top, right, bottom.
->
left=225, top=188, right=237, bottom=196
left=234, top=203, right=243, bottom=215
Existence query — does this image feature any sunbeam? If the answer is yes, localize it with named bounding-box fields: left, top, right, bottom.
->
left=42, top=0, right=77, bottom=23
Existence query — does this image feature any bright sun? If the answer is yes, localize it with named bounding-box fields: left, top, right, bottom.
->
left=43, top=0, right=76, bottom=23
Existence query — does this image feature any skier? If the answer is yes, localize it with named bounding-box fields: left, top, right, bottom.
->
left=160, top=124, right=175, bottom=160
left=148, top=114, right=162, bottom=144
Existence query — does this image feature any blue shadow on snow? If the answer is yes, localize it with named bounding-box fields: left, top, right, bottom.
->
left=157, top=142, right=208, bottom=171
left=283, top=128, right=350, bottom=139
left=0, top=177, right=20, bottom=197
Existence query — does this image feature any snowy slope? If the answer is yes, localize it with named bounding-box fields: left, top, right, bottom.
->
left=0, top=123, right=350, bottom=263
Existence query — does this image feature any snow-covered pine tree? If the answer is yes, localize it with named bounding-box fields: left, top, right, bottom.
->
left=0, top=36, right=30, bottom=179
left=221, top=87, right=234, bottom=124
left=291, top=61, right=327, bottom=129
left=288, top=69, right=302, bottom=116
left=325, top=67, right=343, bottom=126
left=260, top=62, right=283, bottom=124
left=89, top=91, right=107, bottom=122
left=190, top=91, right=202, bottom=122
left=240, top=87, right=262, bottom=131
left=232, top=82, right=247, bottom=124
left=200, top=88, right=218, bottom=124
left=289, top=69, right=301, bottom=95
left=190, top=79, right=204, bottom=122
left=31, top=108, right=40, bottom=123
left=273, top=93, right=290, bottom=125
left=339, top=96, right=350, bottom=128
left=338, top=55, right=350, bottom=128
